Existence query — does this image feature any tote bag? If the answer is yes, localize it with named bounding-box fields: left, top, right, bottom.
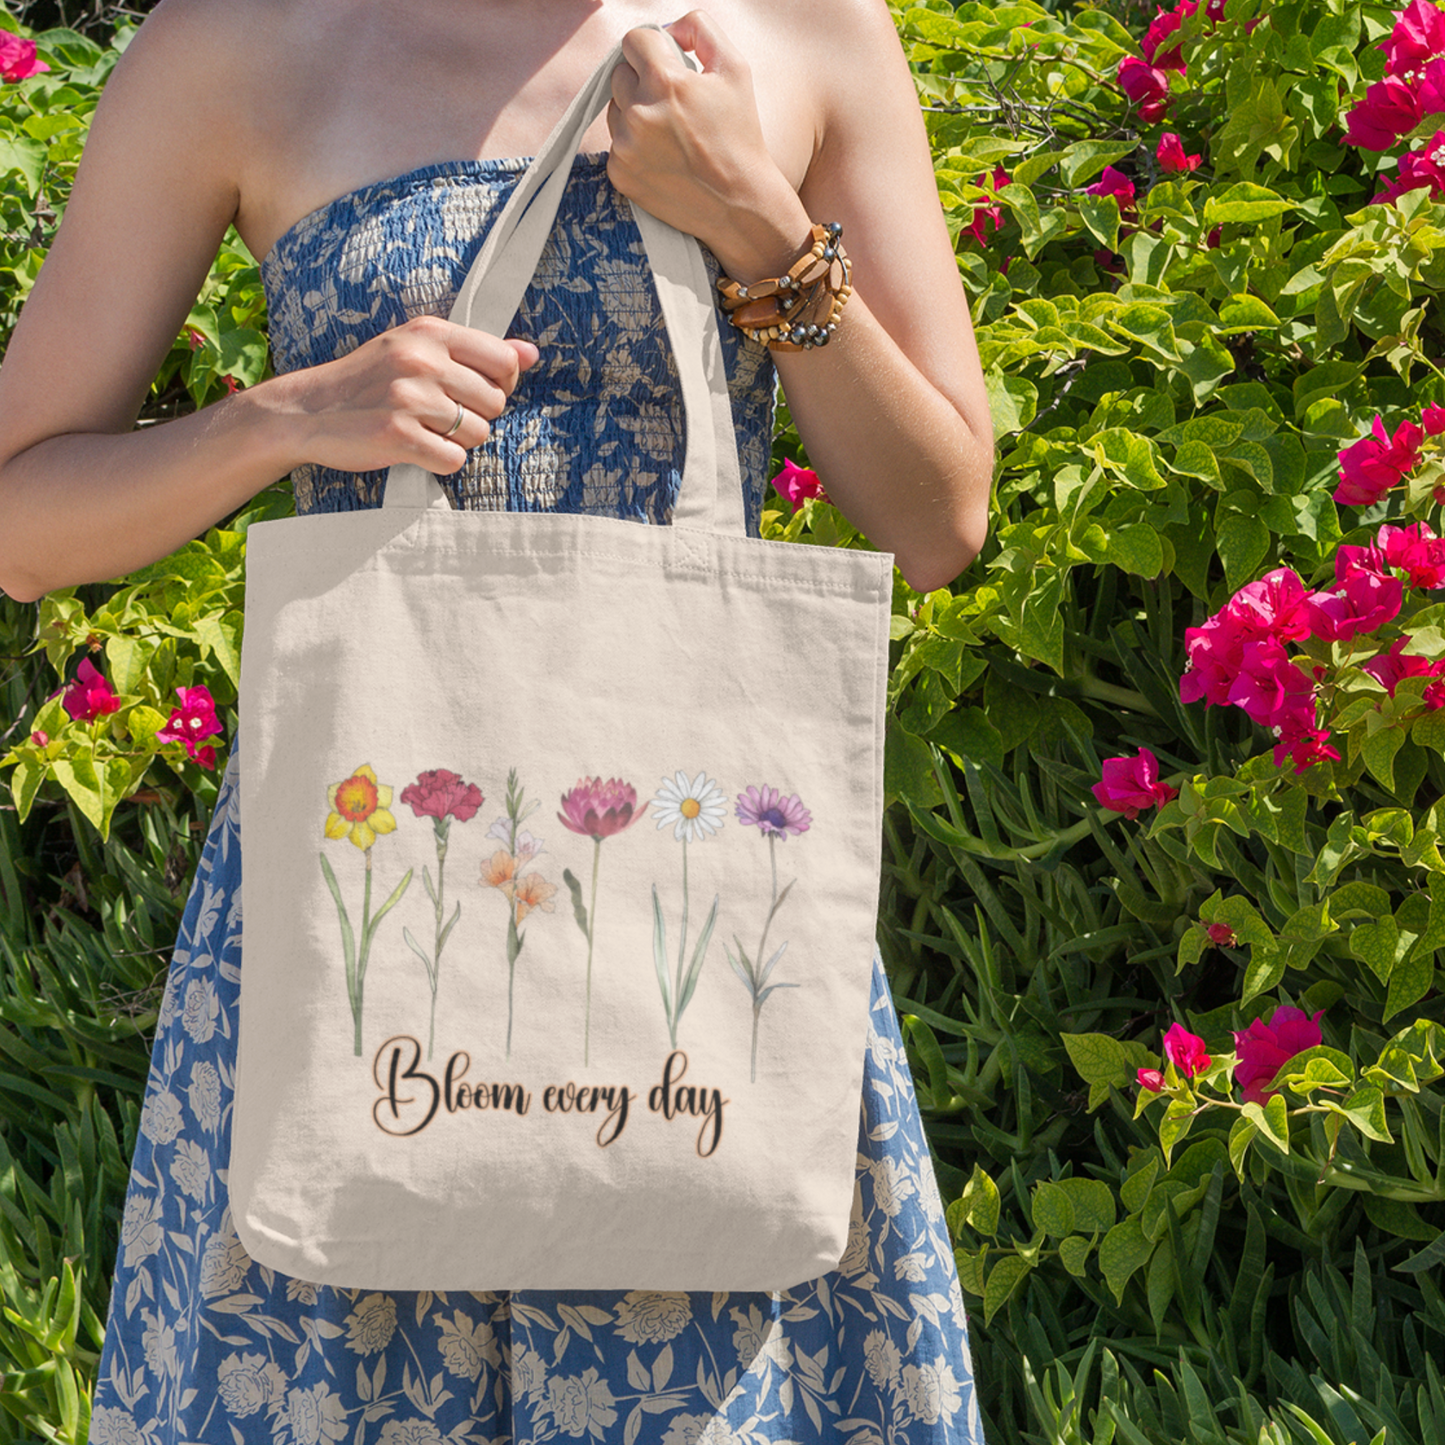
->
left=232, top=34, right=894, bottom=1291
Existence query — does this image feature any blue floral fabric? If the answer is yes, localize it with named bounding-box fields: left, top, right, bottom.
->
left=91, top=157, right=984, bottom=1445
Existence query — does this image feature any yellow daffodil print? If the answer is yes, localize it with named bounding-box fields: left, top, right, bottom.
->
left=319, top=764, right=412, bottom=1056
left=324, top=764, right=399, bottom=850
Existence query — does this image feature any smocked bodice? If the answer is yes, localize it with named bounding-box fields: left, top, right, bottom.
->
left=258, top=157, right=776, bottom=530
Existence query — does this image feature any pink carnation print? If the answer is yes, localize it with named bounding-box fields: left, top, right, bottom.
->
left=1234, top=1006, right=1324, bottom=1106
left=1091, top=747, right=1178, bottom=819
left=61, top=657, right=121, bottom=722
left=1162, top=1022, right=1210, bottom=1078
left=401, top=768, right=484, bottom=822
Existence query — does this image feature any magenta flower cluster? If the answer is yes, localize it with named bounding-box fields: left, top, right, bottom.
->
left=1335, top=404, right=1445, bottom=506
left=1115, top=0, right=1226, bottom=123
left=1345, top=1, right=1445, bottom=206
left=1092, top=746, right=1178, bottom=818
left=1180, top=527, right=1445, bottom=771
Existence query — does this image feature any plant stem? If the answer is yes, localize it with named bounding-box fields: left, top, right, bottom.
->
left=756, top=834, right=778, bottom=978
left=585, top=838, right=601, bottom=1066
left=429, top=837, right=446, bottom=1060
left=751, top=1003, right=761, bottom=1083
left=354, top=847, right=373, bottom=1057
left=672, top=837, right=690, bottom=1043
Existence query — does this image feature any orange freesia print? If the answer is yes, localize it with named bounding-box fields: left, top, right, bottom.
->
left=325, top=764, right=398, bottom=849
left=512, top=872, right=557, bottom=924
left=481, top=849, right=519, bottom=894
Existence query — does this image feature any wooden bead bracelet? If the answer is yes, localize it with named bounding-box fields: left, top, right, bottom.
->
left=716, top=222, right=852, bottom=352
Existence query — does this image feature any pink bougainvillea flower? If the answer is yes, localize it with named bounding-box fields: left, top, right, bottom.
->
left=1091, top=747, right=1178, bottom=818
left=1373, top=132, right=1445, bottom=205
left=1086, top=165, right=1138, bottom=209
left=1180, top=610, right=1256, bottom=707
left=1344, top=76, right=1425, bottom=150
left=736, top=784, right=812, bottom=838
left=30, top=729, right=48, bottom=748
left=1305, top=563, right=1405, bottom=642
left=1424, top=402, right=1445, bottom=435
left=1142, top=1, right=1192, bottom=69
left=1234, top=1005, right=1325, bottom=1105
left=1117, top=58, right=1171, bottom=123
left=1225, top=639, right=1316, bottom=730
left=1206, top=921, right=1238, bottom=948
left=1273, top=726, right=1342, bottom=773
left=965, top=167, right=1011, bottom=248
left=156, top=684, right=223, bottom=766
left=1362, top=636, right=1445, bottom=694
left=770, top=457, right=831, bottom=510
left=557, top=777, right=647, bottom=840
left=1228, top=568, right=1315, bottom=642
left=400, top=768, right=483, bottom=823
left=61, top=658, right=121, bottom=722
left=1157, top=132, right=1203, bottom=173
left=1162, top=1022, right=1210, bottom=1078
left=1379, top=521, right=1445, bottom=588
left=0, top=34, right=48, bottom=82
left=1137, top=1067, right=1166, bottom=1093
left=1381, top=0, right=1445, bottom=77
left=1334, top=415, right=1424, bottom=505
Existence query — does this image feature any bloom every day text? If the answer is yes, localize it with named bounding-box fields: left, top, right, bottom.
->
left=370, top=1036, right=727, bottom=1157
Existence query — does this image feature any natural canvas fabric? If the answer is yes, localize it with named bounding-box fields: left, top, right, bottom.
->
left=232, top=36, right=891, bottom=1290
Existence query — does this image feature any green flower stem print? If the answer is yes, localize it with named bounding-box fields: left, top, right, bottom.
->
left=320, top=764, right=413, bottom=1057
left=481, top=769, right=555, bottom=1058
left=399, top=769, right=484, bottom=1059
left=650, top=770, right=725, bottom=1048
left=726, top=785, right=811, bottom=1081
left=559, top=776, right=646, bottom=1066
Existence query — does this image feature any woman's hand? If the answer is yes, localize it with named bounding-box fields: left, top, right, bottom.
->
left=605, top=12, right=811, bottom=284
left=266, top=316, right=539, bottom=478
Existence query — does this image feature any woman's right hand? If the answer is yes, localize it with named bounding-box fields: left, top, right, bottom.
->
left=271, top=317, right=541, bottom=478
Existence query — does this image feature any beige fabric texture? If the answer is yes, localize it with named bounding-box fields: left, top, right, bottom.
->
left=232, top=34, right=893, bottom=1290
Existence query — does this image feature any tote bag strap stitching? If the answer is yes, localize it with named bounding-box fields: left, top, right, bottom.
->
left=383, top=29, right=747, bottom=538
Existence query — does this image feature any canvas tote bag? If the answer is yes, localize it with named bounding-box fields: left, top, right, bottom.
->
left=232, top=33, right=894, bottom=1291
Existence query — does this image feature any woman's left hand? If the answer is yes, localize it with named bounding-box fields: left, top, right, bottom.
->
left=606, top=12, right=810, bottom=282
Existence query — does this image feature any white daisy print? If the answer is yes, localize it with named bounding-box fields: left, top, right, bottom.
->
left=652, top=770, right=728, bottom=843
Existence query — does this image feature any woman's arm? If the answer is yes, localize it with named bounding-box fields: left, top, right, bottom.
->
left=607, top=4, right=993, bottom=593
left=0, top=0, right=534, bottom=604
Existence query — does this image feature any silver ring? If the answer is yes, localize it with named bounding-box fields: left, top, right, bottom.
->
left=442, top=400, right=466, bottom=439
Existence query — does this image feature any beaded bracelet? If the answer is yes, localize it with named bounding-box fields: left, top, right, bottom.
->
left=716, top=222, right=853, bottom=352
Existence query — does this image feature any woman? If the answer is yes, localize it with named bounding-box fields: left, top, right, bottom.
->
left=0, top=1, right=993, bottom=1439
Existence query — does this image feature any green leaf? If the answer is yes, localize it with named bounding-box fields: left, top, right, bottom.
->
left=1059, top=1235, right=1093, bottom=1277
left=1031, top=1182, right=1074, bottom=1240
left=985, top=369, right=1039, bottom=435
left=1395, top=1229, right=1445, bottom=1275
left=1099, top=1217, right=1153, bottom=1304
left=1242, top=1094, right=1290, bottom=1153
left=563, top=867, right=590, bottom=938
left=959, top=1163, right=1001, bottom=1238
left=1062, top=1032, right=1129, bottom=1088
left=1078, top=193, right=1121, bottom=253
left=1218, top=293, right=1282, bottom=333
left=1386, top=952, right=1434, bottom=1022
left=1363, top=726, right=1406, bottom=792
left=1228, top=1116, right=1257, bottom=1176
left=1328, top=1086, right=1392, bottom=1143
left=983, top=1255, right=1032, bottom=1324
left=1351, top=915, right=1404, bottom=985
left=1216, top=514, right=1271, bottom=592
left=1204, top=184, right=1295, bottom=225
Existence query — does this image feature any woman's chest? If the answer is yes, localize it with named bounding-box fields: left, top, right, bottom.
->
left=237, top=0, right=819, bottom=267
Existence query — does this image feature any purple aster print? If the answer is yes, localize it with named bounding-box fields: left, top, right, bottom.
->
left=735, top=785, right=812, bottom=839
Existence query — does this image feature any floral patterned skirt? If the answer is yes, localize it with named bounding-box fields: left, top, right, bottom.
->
left=91, top=745, right=984, bottom=1444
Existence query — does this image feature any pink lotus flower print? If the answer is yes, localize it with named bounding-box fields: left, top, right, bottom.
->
left=1162, top=1023, right=1210, bottom=1078
left=558, top=777, right=647, bottom=840
left=1234, top=1006, right=1324, bottom=1106
left=560, top=776, right=645, bottom=1064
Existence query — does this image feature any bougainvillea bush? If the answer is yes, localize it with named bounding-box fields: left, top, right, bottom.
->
left=860, top=0, right=1445, bottom=1440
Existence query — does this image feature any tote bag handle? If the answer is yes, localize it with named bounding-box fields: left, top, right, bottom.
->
left=382, top=28, right=748, bottom=539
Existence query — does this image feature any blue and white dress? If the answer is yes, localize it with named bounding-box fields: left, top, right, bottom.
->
left=90, top=156, right=984, bottom=1445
